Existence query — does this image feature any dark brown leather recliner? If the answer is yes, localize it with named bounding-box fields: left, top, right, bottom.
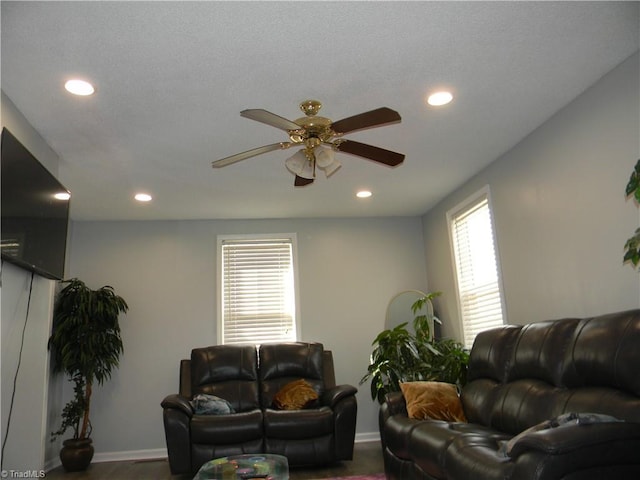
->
left=161, top=342, right=357, bottom=474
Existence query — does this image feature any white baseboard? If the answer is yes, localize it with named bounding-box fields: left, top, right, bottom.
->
left=45, top=448, right=168, bottom=472
left=48, top=434, right=380, bottom=469
left=355, top=432, right=380, bottom=443
left=93, top=447, right=168, bottom=463
left=44, top=458, right=61, bottom=473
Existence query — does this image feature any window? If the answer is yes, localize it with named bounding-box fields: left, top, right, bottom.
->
left=218, top=234, right=299, bottom=345
left=448, top=187, right=505, bottom=348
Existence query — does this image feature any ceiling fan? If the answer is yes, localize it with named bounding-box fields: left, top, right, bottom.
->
left=211, top=100, right=404, bottom=186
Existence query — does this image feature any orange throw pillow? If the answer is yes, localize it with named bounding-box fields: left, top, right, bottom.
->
left=400, top=381, right=467, bottom=422
left=273, top=379, right=319, bottom=410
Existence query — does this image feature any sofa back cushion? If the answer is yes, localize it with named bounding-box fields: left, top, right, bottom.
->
left=466, top=324, right=522, bottom=384
left=190, top=345, right=260, bottom=412
left=259, top=342, right=324, bottom=409
left=561, top=310, right=640, bottom=396
left=462, top=325, right=521, bottom=426
left=462, top=309, right=640, bottom=434
left=508, top=317, right=581, bottom=385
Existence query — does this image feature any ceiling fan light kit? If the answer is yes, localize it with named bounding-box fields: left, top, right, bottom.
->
left=285, top=146, right=341, bottom=180
left=212, top=100, right=404, bottom=186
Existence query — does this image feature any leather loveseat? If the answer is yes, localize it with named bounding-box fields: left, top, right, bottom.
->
left=161, top=342, right=357, bottom=474
left=380, top=309, right=640, bottom=479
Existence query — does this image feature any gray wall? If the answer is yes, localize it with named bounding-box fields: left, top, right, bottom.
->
left=1, top=92, right=63, bottom=471
left=64, top=217, right=427, bottom=458
left=423, top=52, right=640, bottom=339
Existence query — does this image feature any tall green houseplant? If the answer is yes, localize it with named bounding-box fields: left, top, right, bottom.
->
left=361, top=292, right=469, bottom=403
left=48, top=278, right=128, bottom=470
left=624, top=159, right=640, bottom=267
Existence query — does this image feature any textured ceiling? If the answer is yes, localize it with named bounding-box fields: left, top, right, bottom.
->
left=2, top=1, right=638, bottom=221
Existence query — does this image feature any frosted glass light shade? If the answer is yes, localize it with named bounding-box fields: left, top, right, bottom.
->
left=285, top=150, right=315, bottom=179
left=321, top=160, right=341, bottom=177
left=315, top=147, right=334, bottom=168
left=285, top=150, right=306, bottom=173
left=316, top=147, right=341, bottom=177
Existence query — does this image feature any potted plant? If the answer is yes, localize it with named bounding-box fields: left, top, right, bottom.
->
left=360, top=292, right=469, bottom=403
left=48, top=278, right=128, bottom=471
left=624, top=159, right=640, bottom=268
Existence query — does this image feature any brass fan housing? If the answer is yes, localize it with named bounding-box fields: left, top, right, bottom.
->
left=289, top=100, right=335, bottom=145
left=299, top=99, right=322, bottom=116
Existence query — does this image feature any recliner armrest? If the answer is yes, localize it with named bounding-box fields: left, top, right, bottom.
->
left=321, top=384, right=357, bottom=408
left=507, top=422, right=640, bottom=458
left=161, top=393, right=194, bottom=418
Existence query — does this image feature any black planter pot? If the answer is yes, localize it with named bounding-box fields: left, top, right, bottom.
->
left=60, top=438, right=94, bottom=472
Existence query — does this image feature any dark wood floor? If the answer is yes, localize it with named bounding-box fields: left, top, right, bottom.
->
left=45, top=441, right=385, bottom=479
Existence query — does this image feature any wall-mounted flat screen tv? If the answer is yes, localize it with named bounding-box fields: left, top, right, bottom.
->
left=1, top=128, right=70, bottom=280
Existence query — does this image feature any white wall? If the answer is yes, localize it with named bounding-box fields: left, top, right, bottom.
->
left=64, top=216, right=427, bottom=458
left=1, top=92, right=63, bottom=472
left=422, top=52, right=640, bottom=339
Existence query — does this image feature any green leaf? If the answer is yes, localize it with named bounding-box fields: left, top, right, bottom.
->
left=626, top=160, right=640, bottom=191
left=624, top=161, right=640, bottom=270
left=624, top=227, right=640, bottom=267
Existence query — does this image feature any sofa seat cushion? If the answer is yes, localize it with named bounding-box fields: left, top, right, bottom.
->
left=444, top=433, right=515, bottom=480
left=263, top=406, right=333, bottom=439
left=383, top=415, right=423, bottom=461
left=191, top=409, right=263, bottom=444
left=266, top=434, right=335, bottom=466
left=409, top=420, right=508, bottom=480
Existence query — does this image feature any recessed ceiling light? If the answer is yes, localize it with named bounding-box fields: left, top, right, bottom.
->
left=356, top=190, right=372, bottom=198
left=54, top=192, right=71, bottom=201
left=427, top=91, right=453, bottom=106
left=134, top=193, right=152, bottom=202
left=64, top=79, right=95, bottom=96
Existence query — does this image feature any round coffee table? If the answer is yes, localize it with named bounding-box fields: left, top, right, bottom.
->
left=193, top=453, right=289, bottom=480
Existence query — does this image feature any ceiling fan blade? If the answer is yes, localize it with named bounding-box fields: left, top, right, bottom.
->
left=212, top=143, right=290, bottom=168
left=334, top=140, right=405, bottom=166
left=331, top=107, right=401, bottom=135
left=294, top=176, right=314, bottom=187
left=240, top=109, right=302, bottom=131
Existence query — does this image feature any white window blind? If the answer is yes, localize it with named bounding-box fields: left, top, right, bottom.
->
left=449, top=192, right=505, bottom=348
left=220, top=238, right=297, bottom=345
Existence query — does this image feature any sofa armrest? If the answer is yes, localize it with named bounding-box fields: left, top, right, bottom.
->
left=327, top=385, right=358, bottom=461
left=161, top=394, right=194, bottom=474
left=161, top=393, right=194, bottom=418
left=507, top=421, right=640, bottom=458
left=384, top=391, right=408, bottom=416
left=321, top=384, right=357, bottom=408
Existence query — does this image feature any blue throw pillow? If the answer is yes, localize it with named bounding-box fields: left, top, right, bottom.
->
left=191, top=394, right=235, bottom=415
